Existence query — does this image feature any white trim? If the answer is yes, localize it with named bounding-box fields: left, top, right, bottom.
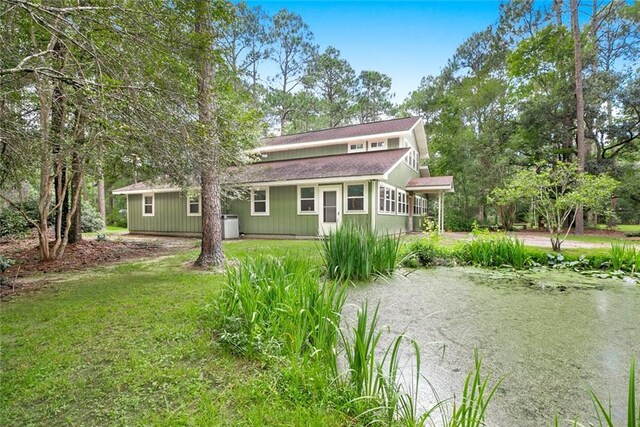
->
left=297, top=184, right=317, bottom=215
left=368, top=140, right=386, bottom=151
left=251, top=187, right=270, bottom=216
left=245, top=175, right=384, bottom=188
left=318, top=185, right=342, bottom=236
left=343, top=182, right=368, bottom=214
left=251, top=129, right=414, bottom=154
left=381, top=154, right=410, bottom=180
left=186, top=193, right=201, bottom=216
left=371, top=181, right=376, bottom=230
left=377, top=183, right=396, bottom=215
left=142, top=193, right=154, bottom=217
left=397, top=189, right=408, bottom=216
left=347, top=142, right=366, bottom=153
left=113, top=187, right=181, bottom=195
left=406, top=185, right=454, bottom=192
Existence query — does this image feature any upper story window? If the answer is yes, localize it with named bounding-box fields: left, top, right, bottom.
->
left=251, top=188, right=269, bottom=216
left=378, top=183, right=396, bottom=214
left=142, top=193, right=154, bottom=217
left=397, top=190, right=408, bottom=215
left=298, top=185, right=316, bottom=214
left=187, top=194, right=201, bottom=216
left=369, top=140, right=386, bottom=151
left=345, top=183, right=367, bottom=213
left=348, top=142, right=366, bottom=153
left=405, top=149, right=419, bottom=171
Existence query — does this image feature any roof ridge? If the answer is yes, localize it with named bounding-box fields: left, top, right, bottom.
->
left=261, top=116, right=420, bottom=140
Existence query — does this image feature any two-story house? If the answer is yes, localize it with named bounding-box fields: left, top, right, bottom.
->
left=112, top=117, right=454, bottom=237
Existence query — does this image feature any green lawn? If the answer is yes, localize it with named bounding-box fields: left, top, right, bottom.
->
left=1, top=240, right=343, bottom=426
left=595, top=224, right=640, bottom=233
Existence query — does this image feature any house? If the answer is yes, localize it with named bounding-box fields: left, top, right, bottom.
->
left=112, top=117, right=454, bottom=238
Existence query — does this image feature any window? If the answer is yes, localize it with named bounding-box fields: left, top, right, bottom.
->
left=187, top=194, right=201, bottom=216
left=397, top=190, right=408, bottom=215
left=298, top=186, right=316, bottom=214
left=414, top=196, right=428, bottom=215
left=369, top=140, right=386, bottom=151
left=405, top=149, right=419, bottom=171
left=142, top=193, right=154, bottom=217
left=378, top=183, right=396, bottom=214
left=348, top=142, right=365, bottom=153
left=251, top=188, right=269, bottom=216
left=345, top=183, right=367, bottom=213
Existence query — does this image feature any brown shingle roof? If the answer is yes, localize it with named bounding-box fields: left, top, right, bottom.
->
left=227, top=149, right=410, bottom=184
left=261, top=117, right=420, bottom=147
left=406, top=176, right=454, bottom=189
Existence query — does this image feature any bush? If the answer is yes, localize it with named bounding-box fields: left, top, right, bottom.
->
left=445, top=212, right=476, bottom=232
left=0, top=208, right=30, bottom=237
left=320, top=224, right=402, bottom=281
left=406, top=236, right=445, bottom=267
left=81, top=201, right=104, bottom=232
left=0, top=255, right=15, bottom=286
left=106, top=209, right=127, bottom=228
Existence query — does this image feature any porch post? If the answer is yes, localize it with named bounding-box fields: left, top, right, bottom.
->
left=438, top=191, right=444, bottom=234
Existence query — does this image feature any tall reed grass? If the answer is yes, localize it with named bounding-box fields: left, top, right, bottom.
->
left=588, top=355, right=638, bottom=427
left=320, top=224, right=402, bottom=281
left=610, top=243, right=640, bottom=272
left=459, top=235, right=528, bottom=269
left=217, top=255, right=346, bottom=362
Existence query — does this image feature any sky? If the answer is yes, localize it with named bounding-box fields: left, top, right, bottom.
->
left=246, top=1, right=506, bottom=102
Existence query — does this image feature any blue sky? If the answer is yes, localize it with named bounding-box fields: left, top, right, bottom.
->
left=247, top=1, right=505, bottom=102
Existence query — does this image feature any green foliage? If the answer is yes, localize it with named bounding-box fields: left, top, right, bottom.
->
left=0, top=255, right=15, bottom=286
left=216, top=255, right=345, bottom=363
left=320, top=224, right=402, bottom=281
left=610, top=243, right=640, bottom=273
left=406, top=235, right=447, bottom=267
left=0, top=208, right=30, bottom=237
left=458, top=235, right=529, bottom=269
left=80, top=201, right=104, bottom=233
left=106, top=209, right=127, bottom=228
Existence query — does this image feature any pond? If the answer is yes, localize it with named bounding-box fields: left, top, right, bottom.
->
left=345, top=267, right=640, bottom=426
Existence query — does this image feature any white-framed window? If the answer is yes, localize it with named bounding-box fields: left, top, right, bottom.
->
left=142, top=193, right=154, bottom=217
left=345, top=183, right=367, bottom=213
left=397, top=190, right=408, bottom=215
left=378, top=183, right=396, bottom=214
left=369, top=140, right=386, bottom=151
left=298, top=185, right=317, bottom=214
left=348, top=142, right=366, bottom=153
left=251, top=188, right=269, bottom=216
left=405, top=149, right=419, bottom=171
left=186, top=193, right=201, bottom=216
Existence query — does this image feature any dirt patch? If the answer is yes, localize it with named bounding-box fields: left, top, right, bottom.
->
left=0, top=233, right=198, bottom=298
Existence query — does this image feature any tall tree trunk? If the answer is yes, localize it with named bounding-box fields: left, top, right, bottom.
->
left=194, top=0, right=224, bottom=268
left=570, top=0, right=587, bottom=235
left=97, top=175, right=106, bottom=224
left=68, top=108, right=86, bottom=244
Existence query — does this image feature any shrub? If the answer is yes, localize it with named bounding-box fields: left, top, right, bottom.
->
left=445, top=212, right=475, bottom=232
left=106, top=209, right=127, bottom=228
left=406, top=236, right=444, bottom=267
left=0, top=255, right=15, bottom=286
left=320, top=224, right=402, bottom=281
left=0, top=208, right=30, bottom=237
left=81, top=201, right=105, bottom=232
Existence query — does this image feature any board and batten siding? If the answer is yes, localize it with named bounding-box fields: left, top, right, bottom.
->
left=262, top=144, right=347, bottom=162
left=128, top=193, right=202, bottom=234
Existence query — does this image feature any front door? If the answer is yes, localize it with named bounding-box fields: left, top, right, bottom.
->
left=319, top=185, right=342, bottom=236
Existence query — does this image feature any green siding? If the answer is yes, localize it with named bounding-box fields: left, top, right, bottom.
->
left=387, top=137, right=400, bottom=149
left=226, top=186, right=317, bottom=236
left=386, top=162, right=419, bottom=188
left=262, top=144, right=347, bottom=162
left=128, top=193, right=202, bottom=234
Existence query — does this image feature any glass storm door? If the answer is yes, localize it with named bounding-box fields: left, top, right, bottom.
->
left=319, top=186, right=342, bottom=236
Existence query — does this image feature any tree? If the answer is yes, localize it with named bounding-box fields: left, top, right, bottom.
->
left=490, top=162, right=617, bottom=251
left=303, top=46, right=355, bottom=128
left=266, top=10, right=316, bottom=133
left=354, top=70, right=394, bottom=123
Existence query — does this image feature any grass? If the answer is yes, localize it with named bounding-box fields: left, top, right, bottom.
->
left=0, top=241, right=346, bottom=426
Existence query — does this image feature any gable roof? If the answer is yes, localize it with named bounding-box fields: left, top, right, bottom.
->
left=261, top=117, right=421, bottom=147
left=112, top=149, right=410, bottom=194
left=228, top=148, right=410, bottom=185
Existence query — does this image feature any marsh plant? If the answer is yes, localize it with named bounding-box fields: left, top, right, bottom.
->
left=610, top=243, right=640, bottom=273
left=320, top=224, right=403, bottom=281
left=459, top=235, right=529, bottom=269
left=217, top=255, right=346, bottom=362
